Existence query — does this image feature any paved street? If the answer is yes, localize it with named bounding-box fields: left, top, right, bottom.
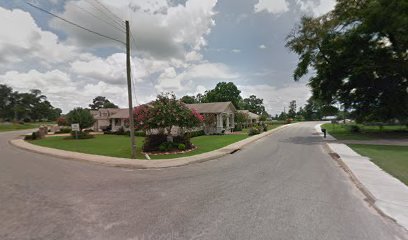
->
left=0, top=122, right=406, bottom=240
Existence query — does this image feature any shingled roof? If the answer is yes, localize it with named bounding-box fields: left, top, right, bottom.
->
left=237, top=110, right=260, bottom=119
left=186, top=102, right=236, bottom=113
left=109, top=108, right=130, bottom=119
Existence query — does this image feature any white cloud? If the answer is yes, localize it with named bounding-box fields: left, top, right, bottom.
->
left=254, top=0, right=289, bottom=14
left=0, top=69, right=132, bottom=112
left=296, top=0, right=336, bottom=16
left=231, top=49, right=241, bottom=53
left=259, top=44, right=266, bottom=49
left=0, top=7, right=77, bottom=68
left=155, top=62, right=239, bottom=92
left=239, top=83, right=311, bottom=115
left=50, top=0, right=218, bottom=60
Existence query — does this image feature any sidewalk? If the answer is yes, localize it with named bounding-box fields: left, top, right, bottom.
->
left=315, top=124, right=408, bottom=231
left=10, top=124, right=292, bottom=169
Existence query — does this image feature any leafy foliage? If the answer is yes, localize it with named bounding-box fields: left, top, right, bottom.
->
left=286, top=0, right=408, bottom=123
left=133, top=93, right=204, bottom=136
left=66, top=108, right=95, bottom=131
left=89, top=96, right=118, bottom=110
left=239, top=95, right=266, bottom=115
left=0, top=84, right=61, bottom=121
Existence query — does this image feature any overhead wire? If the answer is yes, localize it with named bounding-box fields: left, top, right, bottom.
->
left=91, top=0, right=124, bottom=26
left=26, top=2, right=125, bottom=45
left=84, top=0, right=125, bottom=30
left=70, top=2, right=125, bottom=34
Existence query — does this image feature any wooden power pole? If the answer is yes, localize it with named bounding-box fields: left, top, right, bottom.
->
left=125, top=20, right=136, bottom=159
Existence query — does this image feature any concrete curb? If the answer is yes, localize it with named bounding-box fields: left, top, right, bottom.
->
left=315, top=124, right=408, bottom=231
left=10, top=124, right=292, bottom=169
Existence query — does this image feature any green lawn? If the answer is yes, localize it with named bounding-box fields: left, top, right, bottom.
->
left=322, top=123, right=408, bottom=140
left=0, top=122, right=53, bottom=132
left=349, top=144, right=408, bottom=185
left=30, top=134, right=248, bottom=160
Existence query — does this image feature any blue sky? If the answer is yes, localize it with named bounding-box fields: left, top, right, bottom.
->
left=0, top=0, right=335, bottom=114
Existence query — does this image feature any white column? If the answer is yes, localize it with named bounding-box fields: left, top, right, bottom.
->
left=217, top=113, right=223, bottom=133
left=231, top=113, right=235, bottom=130
left=226, top=113, right=230, bottom=131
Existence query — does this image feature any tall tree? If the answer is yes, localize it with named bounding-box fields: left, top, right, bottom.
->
left=180, top=95, right=197, bottom=104
left=89, top=96, right=118, bottom=110
left=286, top=0, right=408, bottom=123
left=66, top=108, right=95, bottom=131
left=287, top=100, right=297, bottom=118
left=202, top=82, right=242, bottom=108
left=239, top=95, right=267, bottom=115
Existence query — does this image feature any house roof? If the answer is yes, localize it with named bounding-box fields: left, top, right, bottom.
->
left=237, top=110, right=260, bottom=119
left=186, top=102, right=236, bottom=114
left=90, top=108, right=121, bottom=120
left=109, top=108, right=130, bottom=119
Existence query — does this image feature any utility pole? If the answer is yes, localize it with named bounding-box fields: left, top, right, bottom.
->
left=125, top=20, right=136, bottom=159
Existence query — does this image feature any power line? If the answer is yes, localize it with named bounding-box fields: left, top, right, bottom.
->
left=70, top=2, right=125, bottom=34
left=84, top=0, right=124, bottom=30
left=26, top=2, right=125, bottom=45
left=92, top=0, right=124, bottom=25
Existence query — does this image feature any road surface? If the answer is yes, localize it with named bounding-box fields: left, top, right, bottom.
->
left=0, top=122, right=406, bottom=240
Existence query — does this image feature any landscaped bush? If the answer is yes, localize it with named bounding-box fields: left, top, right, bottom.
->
left=178, top=143, right=186, bottom=151
left=69, top=131, right=94, bottom=139
left=173, top=135, right=193, bottom=149
left=346, top=125, right=360, bottom=133
left=234, top=125, right=243, bottom=131
left=116, top=127, right=125, bottom=135
left=143, top=134, right=168, bottom=152
left=248, top=127, right=261, bottom=136
left=56, top=127, right=71, bottom=134
left=263, top=124, right=268, bottom=132
left=143, top=134, right=193, bottom=152
left=187, top=130, right=205, bottom=138
left=134, top=131, right=146, bottom=137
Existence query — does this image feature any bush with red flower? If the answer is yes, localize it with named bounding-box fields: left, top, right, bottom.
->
left=130, top=93, right=204, bottom=152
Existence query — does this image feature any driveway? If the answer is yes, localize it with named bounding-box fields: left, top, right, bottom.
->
left=0, top=122, right=406, bottom=240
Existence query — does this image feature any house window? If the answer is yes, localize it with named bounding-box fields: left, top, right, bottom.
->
left=114, top=119, right=120, bottom=126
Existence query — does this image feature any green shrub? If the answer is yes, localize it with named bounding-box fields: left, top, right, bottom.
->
left=178, top=143, right=186, bottom=151
left=248, top=127, right=260, bottom=136
left=70, top=131, right=94, bottom=139
left=159, top=143, right=168, bottom=152
left=143, top=134, right=167, bottom=152
left=187, top=130, right=205, bottom=138
left=234, top=125, right=242, bottom=131
left=24, top=134, right=33, bottom=140
left=56, top=127, right=71, bottom=134
left=347, top=125, right=360, bottom=133
left=263, top=124, right=268, bottom=132
left=126, top=131, right=146, bottom=137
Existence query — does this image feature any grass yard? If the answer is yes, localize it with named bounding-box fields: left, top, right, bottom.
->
left=322, top=123, right=408, bottom=140
left=0, top=122, right=53, bottom=132
left=348, top=144, right=408, bottom=185
left=30, top=134, right=248, bottom=160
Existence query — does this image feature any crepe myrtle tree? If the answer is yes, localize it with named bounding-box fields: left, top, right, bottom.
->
left=131, top=93, right=204, bottom=136
left=66, top=108, right=95, bottom=132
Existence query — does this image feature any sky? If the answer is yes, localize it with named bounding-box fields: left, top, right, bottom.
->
left=0, top=0, right=336, bottom=115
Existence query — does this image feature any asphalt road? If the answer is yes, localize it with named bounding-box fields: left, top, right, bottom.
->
left=1, top=122, right=406, bottom=240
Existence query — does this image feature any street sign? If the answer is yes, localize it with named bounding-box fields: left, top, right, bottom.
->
left=71, top=123, right=80, bottom=132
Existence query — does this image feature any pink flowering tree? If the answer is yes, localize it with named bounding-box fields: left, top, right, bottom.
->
left=131, top=93, right=204, bottom=136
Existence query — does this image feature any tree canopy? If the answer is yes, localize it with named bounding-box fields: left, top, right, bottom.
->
left=132, top=93, right=204, bottom=135
left=286, top=0, right=408, bottom=123
left=66, top=108, right=95, bottom=131
left=89, top=96, right=118, bottom=110
left=0, top=84, right=61, bottom=122
left=239, top=95, right=267, bottom=115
